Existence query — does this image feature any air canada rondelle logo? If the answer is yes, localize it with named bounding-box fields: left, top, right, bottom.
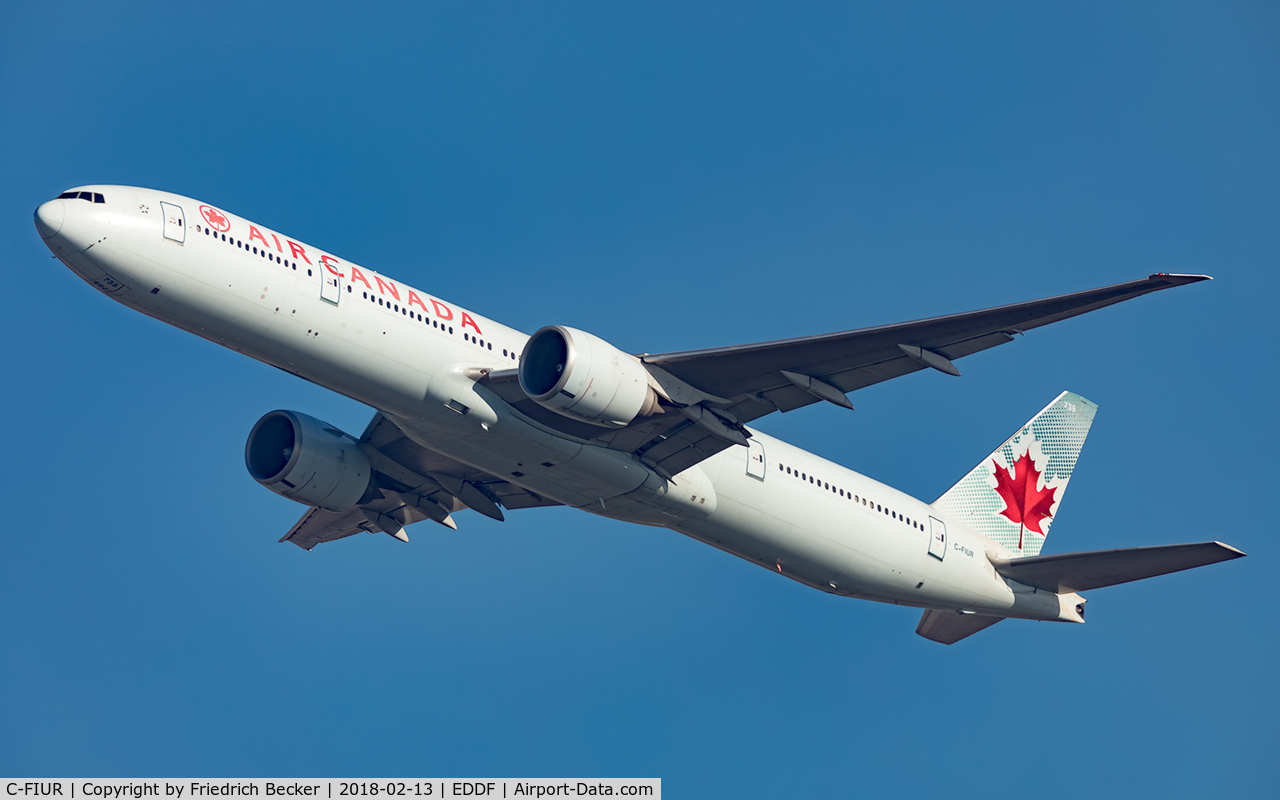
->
left=200, top=205, right=231, bottom=232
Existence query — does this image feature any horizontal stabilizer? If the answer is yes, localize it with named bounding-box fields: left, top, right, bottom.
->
left=991, top=541, right=1245, bottom=593
left=916, top=609, right=1005, bottom=645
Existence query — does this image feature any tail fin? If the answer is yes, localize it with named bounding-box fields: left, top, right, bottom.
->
left=933, top=390, right=1097, bottom=557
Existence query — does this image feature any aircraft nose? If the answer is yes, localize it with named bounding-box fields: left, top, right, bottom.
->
left=34, top=200, right=65, bottom=239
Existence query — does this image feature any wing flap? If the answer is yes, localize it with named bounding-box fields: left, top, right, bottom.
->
left=363, top=412, right=561, bottom=512
left=279, top=506, right=378, bottom=551
left=991, top=541, right=1245, bottom=593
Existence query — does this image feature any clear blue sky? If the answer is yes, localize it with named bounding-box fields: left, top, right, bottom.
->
left=3, top=2, right=1276, bottom=796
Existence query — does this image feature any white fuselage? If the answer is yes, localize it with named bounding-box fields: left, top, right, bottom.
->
left=36, top=185, right=1080, bottom=623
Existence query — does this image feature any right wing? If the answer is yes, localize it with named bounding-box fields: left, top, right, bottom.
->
left=280, top=412, right=562, bottom=550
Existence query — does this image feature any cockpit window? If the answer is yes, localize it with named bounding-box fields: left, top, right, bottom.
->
left=56, top=191, right=105, bottom=204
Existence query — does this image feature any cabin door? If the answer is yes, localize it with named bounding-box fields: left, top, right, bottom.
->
left=928, top=517, right=947, bottom=561
left=746, top=438, right=766, bottom=480
left=160, top=202, right=185, bottom=243
left=320, top=260, right=342, bottom=305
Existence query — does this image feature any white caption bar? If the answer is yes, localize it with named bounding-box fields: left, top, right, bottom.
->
left=2, top=782, right=659, bottom=800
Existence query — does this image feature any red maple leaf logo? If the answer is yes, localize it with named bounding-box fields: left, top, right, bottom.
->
left=992, top=451, right=1057, bottom=549
left=200, top=205, right=230, bottom=232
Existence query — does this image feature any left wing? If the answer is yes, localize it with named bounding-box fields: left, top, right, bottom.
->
left=279, top=412, right=562, bottom=550
left=483, top=274, right=1210, bottom=480
left=642, top=273, right=1210, bottom=415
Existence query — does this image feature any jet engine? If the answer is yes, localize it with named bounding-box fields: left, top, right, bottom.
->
left=245, top=410, right=373, bottom=510
left=519, top=326, right=662, bottom=427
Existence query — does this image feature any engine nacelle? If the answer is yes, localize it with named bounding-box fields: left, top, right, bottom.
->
left=519, top=326, right=661, bottom=428
left=245, top=410, right=373, bottom=511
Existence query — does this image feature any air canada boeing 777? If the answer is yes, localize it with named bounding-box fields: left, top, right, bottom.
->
left=34, top=185, right=1244, bottom=644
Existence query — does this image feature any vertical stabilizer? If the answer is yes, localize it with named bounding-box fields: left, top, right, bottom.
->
left=933, top=391, right=1097, bottom=556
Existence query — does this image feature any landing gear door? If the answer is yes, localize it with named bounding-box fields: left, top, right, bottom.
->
left=928, top=517, right=947, bottom=560
left=746, top=438, right=766, bottom=480
left=320, top=257, right=341, bottom=305
left=160, top=202, right=185, bottom=243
